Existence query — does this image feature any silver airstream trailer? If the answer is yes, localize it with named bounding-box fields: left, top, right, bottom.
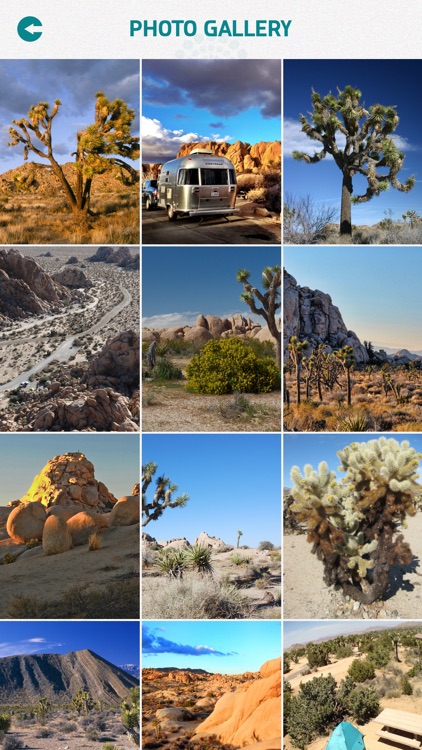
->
left=157, top=148, right=238, bottom=220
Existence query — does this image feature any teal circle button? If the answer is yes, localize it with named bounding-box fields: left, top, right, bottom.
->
left=18, top=16, right=42, bottom=42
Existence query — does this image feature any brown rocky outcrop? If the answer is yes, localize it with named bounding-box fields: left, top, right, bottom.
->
left=143, top=314, right=279, bottom=349
left=0, top=248, right=69, bottom=323
left=284, top=269, right=368, bottom=363
left=174, top=140, right=281, bottom=174
left=194, top=657, right=281, bottom=746
left=85, top=331, right=139, bottom=395
left=109, top=495, right=140, bottom=526
left=87, top=246, right=139, bottom=270
left=32, top=387, right=139, bottom=432
left=194, top=531, right=226, bottom=549
left=6, top=501, right=47, bottom=544
left=52, top=267, right=93, bottom=289
left=19, top=452, right=117, bottom=511
left=67, top=511, right=110, bottom=546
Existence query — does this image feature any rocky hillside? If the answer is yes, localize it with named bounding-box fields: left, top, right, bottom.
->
left=284, top=269, right=368, bottom=363
left=0, top=648, right=138, bottom=703
left=143, top=139, right=281, bottom=176
left=143, top=313, right=279, bottom=347
left=0, top=162, right=139, bottom=197
left=0, top=248, right=69, bottom=323
left=87, top=246, right=139, bottom=270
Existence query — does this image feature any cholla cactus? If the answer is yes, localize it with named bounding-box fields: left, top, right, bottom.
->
left=290, top=438, right=422, bottom=603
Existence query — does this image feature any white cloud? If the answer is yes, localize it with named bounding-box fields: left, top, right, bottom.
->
left=0, top=639, right=61, bottom=657
left=27, top=638, right=47, bottom=643
left=142, top=116, right=232, bottom=162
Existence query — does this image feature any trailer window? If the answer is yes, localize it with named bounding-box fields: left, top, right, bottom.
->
left=229, top=169, right=236, bottom=185
left=200, top=168, right=229, bottom=186
left=177, top=168, right=199, bottom=185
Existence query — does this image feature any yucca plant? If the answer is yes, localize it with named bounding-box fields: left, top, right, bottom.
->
left=156, top=547, right=188, bottom=578
left=186, top=544, right=214, bottom=575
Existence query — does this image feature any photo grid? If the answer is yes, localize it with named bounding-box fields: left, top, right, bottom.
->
left=6, top=51, right=422, bottom=750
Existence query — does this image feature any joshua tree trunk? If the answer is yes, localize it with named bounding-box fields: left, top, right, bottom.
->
left=296, top=362, right=301, bottom=405
left=347, top=368, right=352, bottom=406
left=340, top=172, right=353, bottom=236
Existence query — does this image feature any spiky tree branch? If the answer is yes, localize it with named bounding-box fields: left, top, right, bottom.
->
left=292, top=85, right=415, bottom=235
left=142, top=462, right=189, bottom=527
left=237, top=265, right=281, bottom=368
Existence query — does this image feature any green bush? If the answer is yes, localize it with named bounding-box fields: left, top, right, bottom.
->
left=345, top=686, right=380, bottom=723
left=402, top=675, right=413, bottom=695
left=186, top=338, right=279, bottom=395
left=287, top=675, right=339, bottom=749
left=152, top=357, right=183, bottom=381
left=407, top=664, right=422, bottom=678
left=307, top=642, right=330, bottom=668
left=0, top=714, right=11, bottom=732
left=259, top=541, right=275, bottom=551
left=347, top=659, right=375, bottom=682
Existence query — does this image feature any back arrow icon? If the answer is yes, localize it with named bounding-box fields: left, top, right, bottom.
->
left=18, top=16, right=43, bottom=42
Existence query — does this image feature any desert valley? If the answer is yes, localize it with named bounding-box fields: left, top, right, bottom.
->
left=0, top=246, right=139, bottom=432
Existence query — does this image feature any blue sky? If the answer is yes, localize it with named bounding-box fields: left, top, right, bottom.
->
left=0, top=621, right=139, bottom=666
left=284, top=620, right=402, bottom=649
left=143, top=621, right=280, bottom=673
left=142, top=434, right=280, bottom=547
left=143, top=245, right=281, bottom=328
left=284, top=60, right=422, bottom=226
left=142, top=59, right=281, bottom=162
left=0, top=434, right=139, bottom=506
left=284, top=245, right=422, bottom=351
left=283, top=433, right=422, bottom=486
left=0, top=60, right=139, bottom=170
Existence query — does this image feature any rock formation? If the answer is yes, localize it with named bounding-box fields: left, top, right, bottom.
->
left=85, top=330, right=140, bottom=395
left=284, top=269, right=368, bottom=363
left=67, top=511, right=109, bottom=546
left=66, top=256, right=79, bottom=265
left=194, top=531, right=227, bottom=549
left=32, top=387, right=139, bottom=432
left=109, top=494, right=140, bottom=526
left=42, top=514, right=73, bottom=555
left=194, top=657, right=281, bottom=747
left=52, top=267, right=93, bottom=288
left=87, top=246, right=139, bottom=269
left=0, top=649, right=138, bottom=703
left=19, top=451, right=117, bottom=510
left=0, top=248, right=69, bottom=323
left=143, top=141, right=281, bottom=176
left=6, top=501, right=47, bottom=544
left=143, top=314, right=279, bottom=348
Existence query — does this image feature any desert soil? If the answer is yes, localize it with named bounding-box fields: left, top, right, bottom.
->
left=0, top=523, right=139, bottom=618
left=283, top=514, right=422, bottom=620
left=7, top=713, right=134, bottom=750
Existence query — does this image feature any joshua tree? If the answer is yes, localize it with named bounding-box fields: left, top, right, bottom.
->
left=72, top=689, right=94, bottom=715
left=290, top=437, right=422, bottom=604
left=237, top=266, right=281, bottom=368
left=122, top=687, right=140, bottom=746
left=287, top=336, right=308, bottom=404
left=237, top=530, right=243, bottom=548
left=34, top=697, right=51, bottom=721
left=9, top=91, right=139, bottom=222
left=292, top=85, right=415, bottom=235
left=142, top=462, right=189, bottom=527
left=334, top=345, right=355, bottom=406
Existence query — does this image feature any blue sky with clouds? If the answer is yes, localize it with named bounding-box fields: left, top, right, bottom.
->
left=143, top=621, right=281, bottom=673
left=284, top=620, right=402, bottom=649
left=142, top=434, right=280, bottom=548
left=0, top=434, right=139, bottom=506
left=143, top=245, right=281, bottom=328
left=284, top=245, right=422, bottom=351
left=0, top=621, right=139, bottom=666
left=283, top=433, right=422, bottom=486
left=142, top=60, right=281, bottom=162
left=284, top=60, right=422, bottom=226
left=0, top=60, right=139, bottom=170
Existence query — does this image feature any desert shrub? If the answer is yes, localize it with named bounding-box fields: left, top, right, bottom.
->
left=402, top=675, right=413, bottom=695
left=284, top=192, right=337, bottom=244
left=307, top=642, right=330, bottom=668
left=236, top=173, right=259, bottom=192
left=142, top=547, right=156, bottom=566
left=334, top=645, right=354, bottom=659
left=259, top=541, right=275, bottom=551
left=88, top=532, right=102, bottom=551
left=3, top=737, right=24, bottom=750
left=0, top=553, right=19, bottom=565
left=218, top=545, right=234, bottom=552
left=103, top=745, right=117, bottom=750
left=273, top=589, right=282, bottom=605
left=35, top=728, right=52, bottom=737
left=287, top=675, right=339, bottom=749
left=348, top=659, right=375, bottom=682
left=284, top=656, right=291, bottom=673
left=265, top=183, right=281, bottom=213
left=181, top=699, right=195, bottom=707
left=55, top=721, right=77, bottom=732
left=385, top=688, right=402, bottom=699
left=185, top=544, right=213, bottom=575
left=152, top=357, right=183, bottom=381
left=269, top=550, right=281, bottom=562
left=142, top=572, right=253, bottom=619
left=0, top=714, right=11, bottom=732
left=245, top=338, right=276, bottom=359
left=367, top=645, right=391, bottom=668
left=229, top=553, right=252, bottom=566
left=186, top=339, right=279, bottom=395
left=346, top=687, right=380, bottom=722
left=247, top=188, right=266, bottom=203
left=156, top=547, right=188, bottom=578
left=407, top=664, right=422, bottom=678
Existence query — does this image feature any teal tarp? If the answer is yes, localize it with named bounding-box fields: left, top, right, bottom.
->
left=326, top=722, right=365, bottom=750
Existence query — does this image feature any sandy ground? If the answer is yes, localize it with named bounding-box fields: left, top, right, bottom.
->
left=0, top=246, right=139, bottom=395
left=283, top=514, right=422, bottom=620
left=6, top=712, right=135, bottom=750
left=142, top=383, right=281, bottom=432
left=0, top=524, right=139, bottom=618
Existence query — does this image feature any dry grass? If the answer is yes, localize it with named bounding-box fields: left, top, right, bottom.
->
left=284, top=368, right=422, bottom=432
left=88, top=533, right=102, bottom=551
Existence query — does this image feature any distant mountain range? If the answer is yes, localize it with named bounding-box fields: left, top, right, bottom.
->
left=120, top=663, right=140, bottom=680
left=0, top=649, right=139, bottom=703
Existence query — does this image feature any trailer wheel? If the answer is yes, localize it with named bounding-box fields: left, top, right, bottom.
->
left=167, top=205, right=177, bottom=221
left=145, top=198, right=152, bottom=211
